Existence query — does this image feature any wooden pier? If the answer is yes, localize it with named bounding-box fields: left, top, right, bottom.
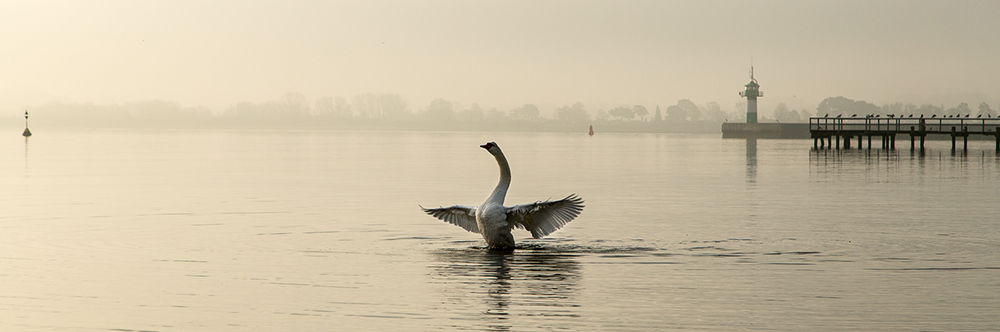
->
left=810, top=117, right=1000, bottom=151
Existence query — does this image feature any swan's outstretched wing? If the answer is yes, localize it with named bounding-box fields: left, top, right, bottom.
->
left=421, top=205, right=479, bottom=233
left=505, top=194, right=584, bottom=239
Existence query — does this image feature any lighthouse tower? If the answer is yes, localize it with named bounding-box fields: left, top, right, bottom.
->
left=739, top=66, right=762, bottom=123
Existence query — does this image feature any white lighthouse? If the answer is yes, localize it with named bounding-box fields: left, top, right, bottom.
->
left=739, top=66, right=762, bottom=123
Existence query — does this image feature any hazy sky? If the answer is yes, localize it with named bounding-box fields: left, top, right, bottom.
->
left=1, top=0, right=998, bottom=116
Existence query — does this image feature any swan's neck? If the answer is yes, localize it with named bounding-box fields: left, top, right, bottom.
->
left=487, top=152, right=511, bottom=205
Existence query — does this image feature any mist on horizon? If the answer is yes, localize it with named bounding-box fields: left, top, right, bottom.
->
left=2, top=1, right=997, bottom=122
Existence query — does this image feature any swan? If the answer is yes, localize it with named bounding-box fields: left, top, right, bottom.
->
left=421, top=142, right=584, bottom=250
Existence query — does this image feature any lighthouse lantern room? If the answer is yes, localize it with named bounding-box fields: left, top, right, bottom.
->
left=739, top=66, right=762, bottom=123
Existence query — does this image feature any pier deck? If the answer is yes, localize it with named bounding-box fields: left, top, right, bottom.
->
left=809, top=117, right=1000, bottom=151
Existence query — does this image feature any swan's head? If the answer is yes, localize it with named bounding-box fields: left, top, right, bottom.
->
left=480, top=141, right=501, bottom=154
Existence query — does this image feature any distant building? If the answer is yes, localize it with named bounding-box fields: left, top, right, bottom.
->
left=739, top=66, right=762, bottom=123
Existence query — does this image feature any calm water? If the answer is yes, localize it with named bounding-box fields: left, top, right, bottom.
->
left=2, top=130, right=998, bottom=331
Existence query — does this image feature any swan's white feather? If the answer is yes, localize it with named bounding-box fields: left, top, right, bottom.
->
left=506, top=194, right=585, bottom=239
left=421, top=205, right=479, bottom=233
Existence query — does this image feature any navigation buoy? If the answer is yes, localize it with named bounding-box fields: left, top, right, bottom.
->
left=588, top=125, right=594, bottom=136
left=22, top=111, right=31, bottom=137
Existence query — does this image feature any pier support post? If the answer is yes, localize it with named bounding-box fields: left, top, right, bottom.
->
left=836, top=135, right=840, bottom=149
left=867, top=135, right=872, bottom=150
left=891, top=135, right=895, bottom=150
left=964, top=128, right=968, bottom=151
left=920, top=135, right=925, bottom=151
left=951, top=127, right=956, bottom=151
left=857, top=135, right=863, bottom=150
left=844, top=136, right=851, bottom=149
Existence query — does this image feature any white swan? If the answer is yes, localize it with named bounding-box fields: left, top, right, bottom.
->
left=421, top=141, right=584, bottom=250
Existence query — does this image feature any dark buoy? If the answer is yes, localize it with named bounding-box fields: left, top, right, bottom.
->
left=22, top=110, right=31, bottom=137
left=588, top=125, right=594, bottom=136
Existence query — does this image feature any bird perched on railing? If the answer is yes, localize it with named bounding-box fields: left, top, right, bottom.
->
left=909, top=114, right=914, bottom=118
left=977, top=114, right=983, bottom=118
left=965, top=114, right=970, bottom=118
left=931, top=114, right=937, bottom=118
left=824, top=113, right=829, bottom=117
left=836, top=114, right=842, bottom=118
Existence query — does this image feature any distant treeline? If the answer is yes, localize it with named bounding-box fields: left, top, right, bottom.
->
left=4, top=93, right=994, bottom=132
left=5, top=93, right=738, bottom=132
left=809, top=96, right=996, bottom=119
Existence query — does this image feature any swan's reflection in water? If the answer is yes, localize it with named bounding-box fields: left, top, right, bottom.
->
left=429, top=244, right=582, bottom=331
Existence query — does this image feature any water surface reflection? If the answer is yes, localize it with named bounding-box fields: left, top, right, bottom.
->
left=745, top=138, right=757, bottom=182
left=429, top=245, right=581, bottom=331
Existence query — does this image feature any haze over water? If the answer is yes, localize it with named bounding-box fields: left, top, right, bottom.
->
left=3, top=1, right=999, bottom=116
left=2, top=130, right=997, bottom=331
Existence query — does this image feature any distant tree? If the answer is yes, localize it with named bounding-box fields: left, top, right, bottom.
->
left=334, top=97, right=352, bottom=118
left=608, top=106, right=635, bottom=121
left=914, top=104, right=943, bottom=117
left=879, top=102, right=917, bottom=118
left=556, top=102, right=589, bottom=123
left=315, top=97, right=334, bottom=117
left=424, top=98, right=456, bottom=121
left=353, top=93, right=408, bottom=119
left=729, top=101, right=746, bottom=122
left=979, top=102, right=994, bottom=116
left=595, top=109, right=610, bottom=121
left=773, top=102, right=801, bottom=122
left=281, top=92, right=310, bottom=117
left=817, top=96, right=878, bottom=117
left=773, top=102, right=789, bottom=120
left=353, top=94, right=376, bottom=119
left=315, top=96, right=354, bottom=119
left=676, top=99, right=701, bottom=121
left=945, top=102, right=972, bottom=117
left=509, top=104, right=540, bottom=121
left=702, top=101, right=726, bottom=122
left=458, top=103, right=485, bottom=122
left=123, top=99, right=211, bottom=126
left=665, top=105, right=686, bottom=122
left=653, top=105, right=662, bottom=122
left=485, top=107, right=506, bottom=121
left=632, top=105, right=649, bottom=121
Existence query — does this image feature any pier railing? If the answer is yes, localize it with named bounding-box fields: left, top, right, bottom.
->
left=810, top=117, right=1000, bottom=134
left=809, top=117, right=1000, bottom=151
